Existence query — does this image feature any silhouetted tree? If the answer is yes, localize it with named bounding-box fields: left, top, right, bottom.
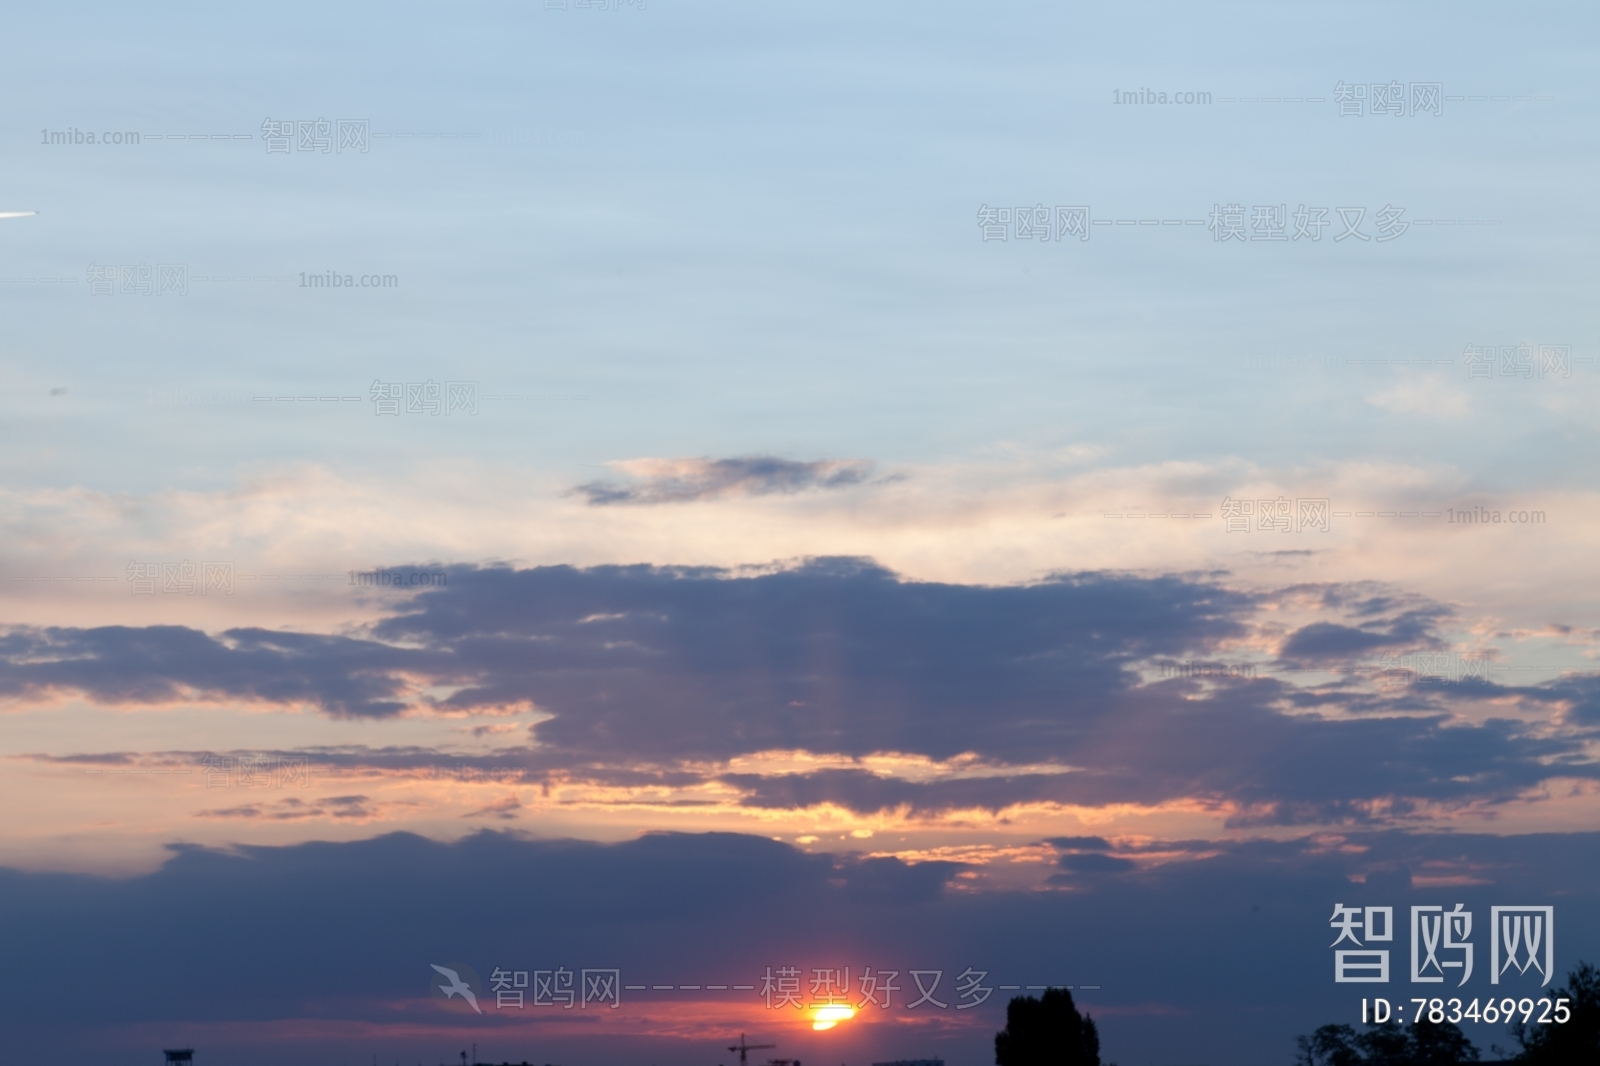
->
left=1295, top=1018, right=1478, bottom=1065
left=1296, top=1024, right=1365, bottom=1066
left=1408, top=1019, right=1480, bottom=1064
left=994, top=988, right=1101, bottom=1066
left=1509, top=961, right=1600, bottom=1063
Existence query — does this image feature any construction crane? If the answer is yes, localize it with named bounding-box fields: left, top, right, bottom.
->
left=725, top=1034, right=776, bottom=1066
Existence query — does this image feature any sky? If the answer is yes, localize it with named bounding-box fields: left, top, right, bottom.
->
left=1, top=2, right=1597, bottom=1065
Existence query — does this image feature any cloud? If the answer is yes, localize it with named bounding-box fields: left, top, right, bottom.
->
left=1046, top=836, right=1114, bottom=851
left=464, top=795, right=524, bottom=820
left=1054, top=852, right=1137, bottom=873
left=1364, top=378, right=1471, bottom=419
left=363, top=559, right=1256, bottom=762
left=196, top=794, right=379, bottom=820
left=1505, top=673, right=1600, bottom=730
left=3, top=456, right=1593, bottom=650
left=571, top=456, right=875, bottom=505
left=0, top=624, right=434, bottom=718
left=0, top=828, right=1593, bottom=1066
left=4, top=561, right=1597, bottom=825
left=712, top=707, right=1587, bottom=823
left=1277, top=621, right=1426, bottom=660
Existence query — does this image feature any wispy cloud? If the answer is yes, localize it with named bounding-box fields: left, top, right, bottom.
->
left=1364, top=378, right=1472, bottom=418
left=462, top=795, right=523, bottom=820
left=196, top=794, right=379, bottom=821
left=571, top=456, right=876, bottom=505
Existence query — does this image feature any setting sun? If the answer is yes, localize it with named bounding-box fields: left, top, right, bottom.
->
left=810, top=1005, right=856, bottom=1031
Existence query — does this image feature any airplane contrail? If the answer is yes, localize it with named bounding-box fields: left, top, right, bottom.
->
left=0, top=211, right=37, bottom=219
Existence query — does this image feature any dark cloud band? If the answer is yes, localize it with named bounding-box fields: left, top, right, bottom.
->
left=4, top=560, right=1596, bottom=820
